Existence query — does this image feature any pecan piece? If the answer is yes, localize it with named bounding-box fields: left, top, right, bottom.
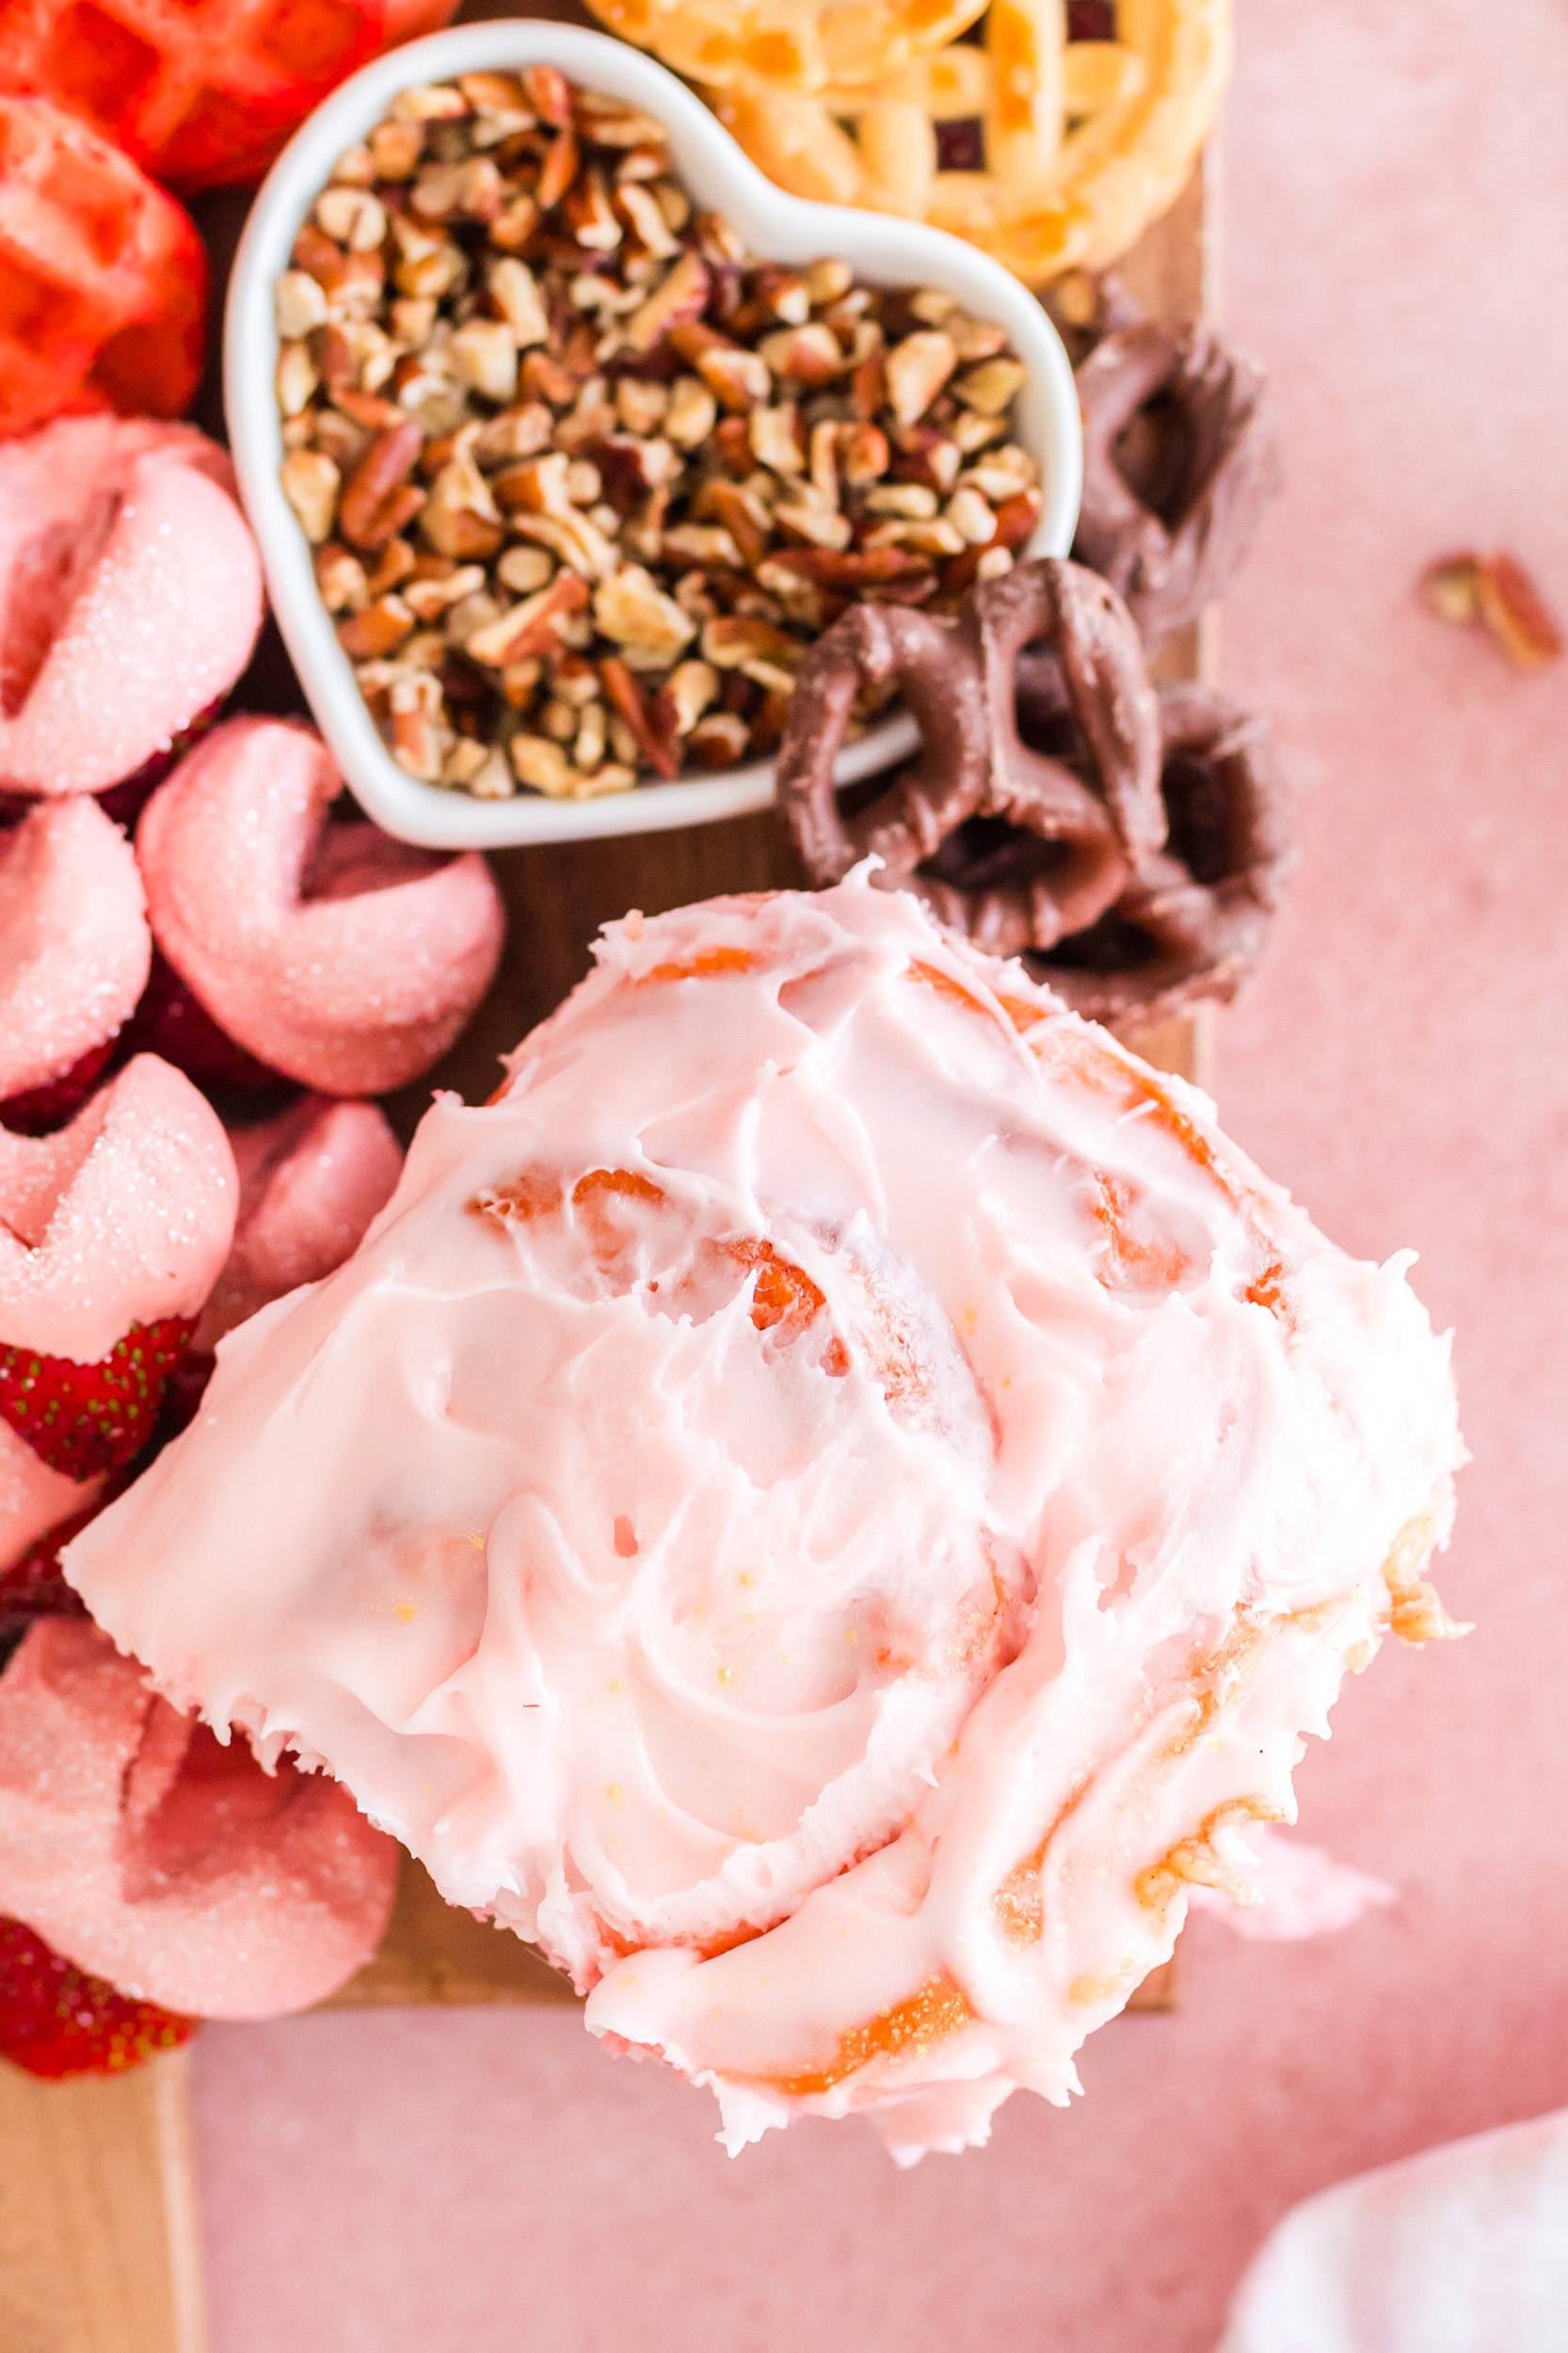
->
left=464, top=571, right=591, bottom=665
left=338, top=594, right=414, bottom=658
left=599, top=654, right=679, bottom=777
left=885, top=331, right=957, bottom=427
left=670, top=321, right=770, bottom=413
left=340, top=419, right=426, bottom=551
left=1476, top=552, right=1562, bottom=668
left=594, top=564, right=696, bottom=661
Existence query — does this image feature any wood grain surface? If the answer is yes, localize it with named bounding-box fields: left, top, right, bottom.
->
left=0, top=2051, right=204, bottom=2353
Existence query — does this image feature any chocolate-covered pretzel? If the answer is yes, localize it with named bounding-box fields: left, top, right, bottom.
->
left=778, top=559, right=1164, bottom=962
left=1074, top=321, right=1280, bottom=650
left=776, top=602, right=990, bottom=888
left=1021, top=680, right=1295, bottom=1026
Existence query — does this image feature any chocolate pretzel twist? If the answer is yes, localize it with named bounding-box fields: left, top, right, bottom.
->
left=776, top=601, right=990, bottom=890
left=777, top=559, right=1164, bottom=961
left=1017, top=671, right=1295, bottom=1025
left=1074, top=320, right=1280, bottom=650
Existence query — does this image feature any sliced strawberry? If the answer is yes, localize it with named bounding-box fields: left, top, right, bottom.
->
left=120, top=950, right=291, bottom=1095
left=0, top=1316, right=195, bottom=1481
left=155, top=1347, right=216, bottom=1445
left=0, top=1481, right=116, bottom=1673
left=0, top=1493, right=104, bottom=1623
left=0, top=1037, right=115, bottom=1137
left=0, top=1916, right=195, bottom=2079
left=94, top=696, right=228, bottom=835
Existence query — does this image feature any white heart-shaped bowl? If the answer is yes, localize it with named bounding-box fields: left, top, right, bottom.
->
left=226, top=19, right=1082, bottom=850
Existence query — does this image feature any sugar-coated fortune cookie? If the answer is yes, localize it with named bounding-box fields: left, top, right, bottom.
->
left=136, top=715, right=506, bottom=1097
left=0, top=417, right=261, bottom=798
left=712, top=0, right=1231, bottom=284
left=0, top=799, right=151, bottom=1109
left=0, top=1617, right=398, bottom=2018
left=67, top=872, right=1464, bottom=2162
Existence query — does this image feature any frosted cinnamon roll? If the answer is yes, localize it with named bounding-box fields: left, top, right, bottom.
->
left=67, top=873, right=1464, bottom=2162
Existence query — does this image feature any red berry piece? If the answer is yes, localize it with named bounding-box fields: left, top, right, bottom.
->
left=0, top=1473, right=134, bottom=1631
left=120, top=950, right=290, bottom=1095
left=0, top=1037, right=115, bottom=1137
left=0, top=1316, right=196, bottom=1481
left=1067, top=1, right=1116, bottom=36
left=0, top=97, right=207, bottom=439
left=0, top=1916, right=195, bottom=2079
left=93, top=696, right=228, bottom=836
left=0, top=0, right=390, bottom=195
left=156, top=1346, right=216, bottom=1445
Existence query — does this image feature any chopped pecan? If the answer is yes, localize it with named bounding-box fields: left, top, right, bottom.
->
left=338, top=594, right=414, bottom=658
left=1475, top=552, right=1562, bottom=668
left=952, top=357, right=1027, bottom=415
left=281, top=64, right=1026, bottom=797
left=281, top=448, right=340, bottom=544
left=464, top=571, right=590, bottom=665
left=885, top=331, right=957, bottom=427
left=599, top=654, right=679, bottom=777
left=686, top=711, right=751, bottom=767
left=340, top=420, right=426, bottom=552
left=594, top=564, right=697, bottom=661
left=757, top=323, right=843, bottom=388
left=670, top=322, right=771, bottom=412
left=422, top=452, right=503, bottom=559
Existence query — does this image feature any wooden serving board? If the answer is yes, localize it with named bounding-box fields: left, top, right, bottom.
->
left=0, top=24, right=1213, bottom=2342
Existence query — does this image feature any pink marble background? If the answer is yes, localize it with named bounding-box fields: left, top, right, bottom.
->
left=192, top=4, right=1568, bottom=2344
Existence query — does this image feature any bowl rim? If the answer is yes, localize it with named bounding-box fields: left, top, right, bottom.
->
left=225, top=17, right=1083, bottom=850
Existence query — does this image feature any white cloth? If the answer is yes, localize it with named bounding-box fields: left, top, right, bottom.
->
left=1218, top=2108, right=1568, bottom=2352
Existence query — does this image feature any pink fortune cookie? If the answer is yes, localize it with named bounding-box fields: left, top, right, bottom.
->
left=0, top=1055, right=236, bottom=1366
left=194, top=1094, right=404, bottom=1353
left=0, top=418, right=263, bottom=798
left=0, top=1617, right=397, bottom=2017
left=136, top=717, right=506, bottom=1096
left=0, top=798, right=151, bottom=1106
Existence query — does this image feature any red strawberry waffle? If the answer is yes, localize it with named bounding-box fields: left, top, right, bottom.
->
left=0, top=1617, right=397, bottom=2018
left=0, top=0, right=391, bottom=195
left=66, top=872, right=1464, bottom=2162
left=0, top=417, right=261, bottom=801
left=0, top=98, right=208, bottom=438
left=135, top=715, right=505, bottom=1096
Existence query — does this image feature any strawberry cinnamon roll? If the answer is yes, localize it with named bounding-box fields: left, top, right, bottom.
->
left=66, top=875, right=1464, bottom=2162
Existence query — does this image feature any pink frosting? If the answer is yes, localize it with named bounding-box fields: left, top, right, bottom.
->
left=0, top=1054, right=237, bottom=1363
left=0, top=417, right=263, bottom=797
left=195, top=1096, right=404, bottom=1353
left=65, top=875, right=1464, bottom=2163
left=136, top=717, right=506, bottom=1096
left=0, top=1617, right=398, bottom=2017
left=0, top=798, right=151, bottom=1100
